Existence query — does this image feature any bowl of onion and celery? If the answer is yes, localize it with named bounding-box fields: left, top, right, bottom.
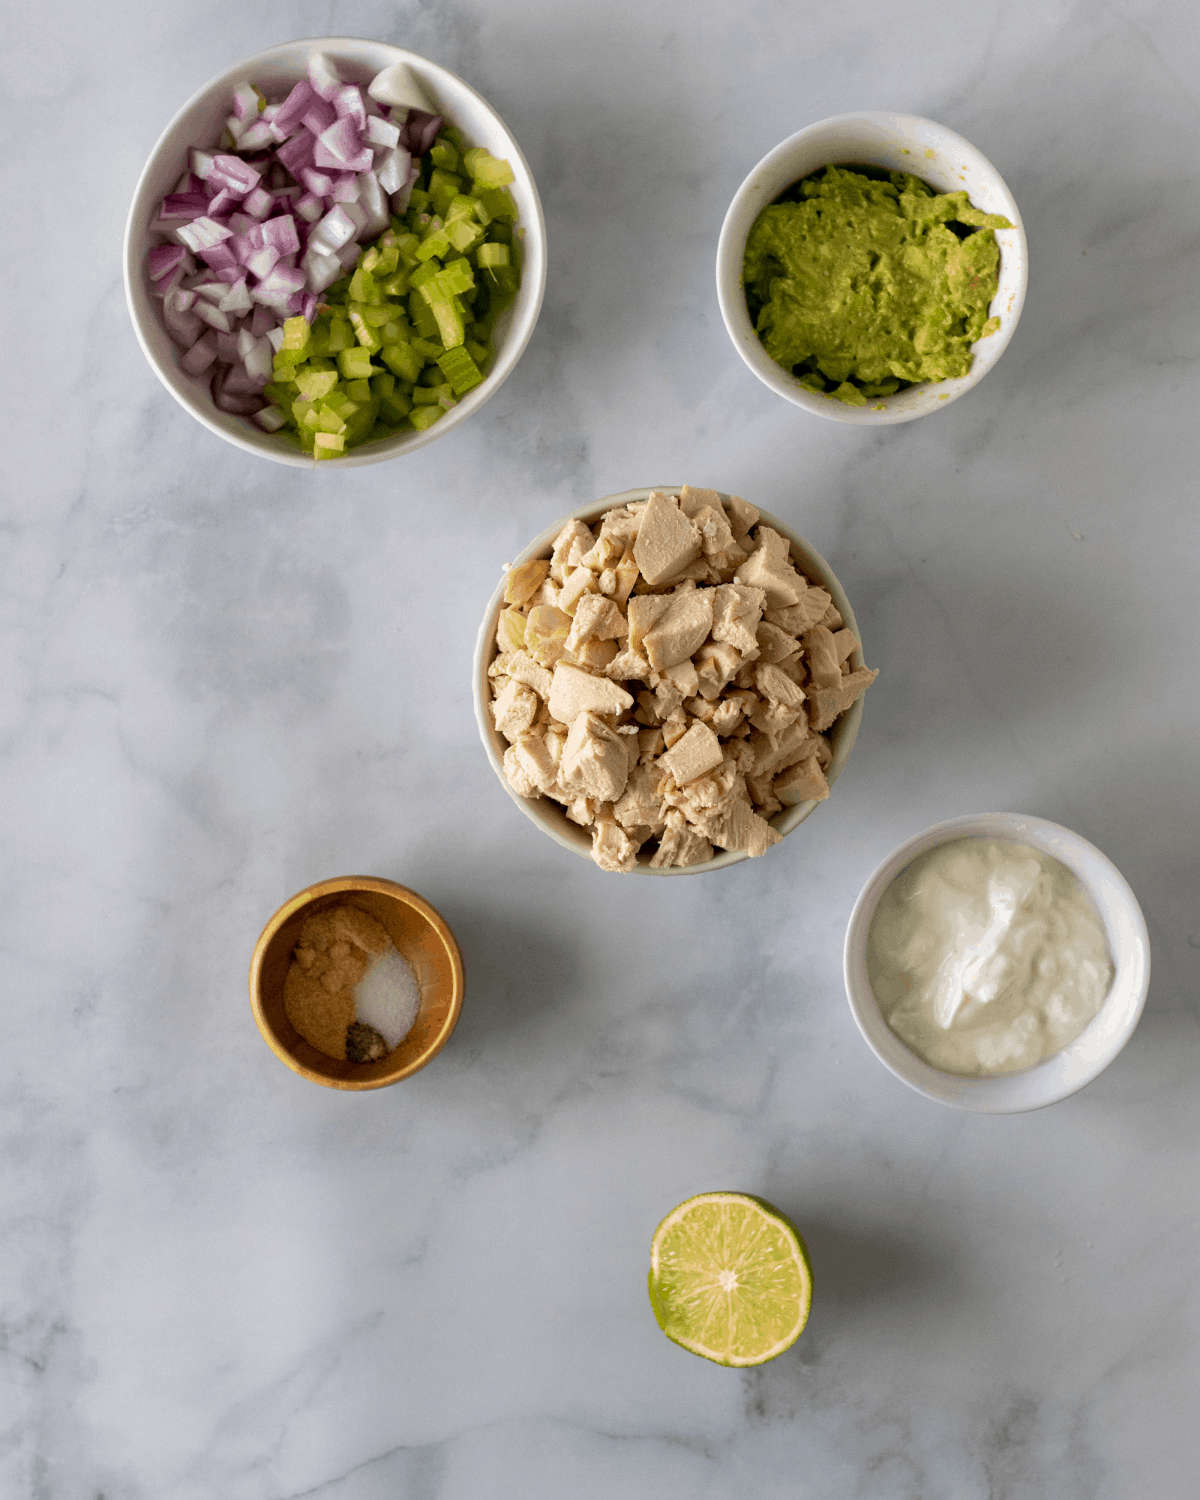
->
left=125, top=38, right=546, bottom=466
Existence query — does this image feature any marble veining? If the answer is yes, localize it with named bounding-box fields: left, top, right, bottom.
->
left=2, top=0, right=1199, bottom=1495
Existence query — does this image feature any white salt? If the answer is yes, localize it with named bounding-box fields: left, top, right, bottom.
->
left=353, top=945, right=421, bottom=1048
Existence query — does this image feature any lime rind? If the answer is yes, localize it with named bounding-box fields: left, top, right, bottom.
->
left=648, top=1191, right=813, bottom=1367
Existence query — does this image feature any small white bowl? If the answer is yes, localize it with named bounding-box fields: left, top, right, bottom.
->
left=843, top=813, right=1150, bottom=1112
left=716, top=112, right=1027, bottom=426
left=474, top=489, right=872, bottom=876
left=124, top=37, right=547, bottom=468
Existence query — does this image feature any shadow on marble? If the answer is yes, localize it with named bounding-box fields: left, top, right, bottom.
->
left=737, top=1212, right=952, bottom=1414
left=433, top=902, right=575, bottom=1043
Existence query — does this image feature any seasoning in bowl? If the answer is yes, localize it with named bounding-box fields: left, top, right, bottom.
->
left=488, top=486, right=878, bottom=872
left=742, top=165, right=1012, bottom=406
left=283, top=902, right=421, bottom=1061
left=866, top=838, right=1114, bottom=1075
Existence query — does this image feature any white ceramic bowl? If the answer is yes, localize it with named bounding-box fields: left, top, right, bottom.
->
left=716, top=112, right=1027, bottom=426
left=474, top=488, right=872, bottom=876
left=124, top=37, right=547, bottom=468
left=843, top=813, right=1150, bottom=1112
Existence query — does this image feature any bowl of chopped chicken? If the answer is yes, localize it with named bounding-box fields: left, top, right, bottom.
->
left=474, top=486, right=878, bottom=874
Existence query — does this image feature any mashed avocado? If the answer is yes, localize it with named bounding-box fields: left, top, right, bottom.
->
left=742, top=165, right=1011, bottom=405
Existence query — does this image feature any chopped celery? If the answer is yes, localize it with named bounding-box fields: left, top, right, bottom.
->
left=409, top=297, right=441, bottom=340
left=464, top=148, right=515, bottom=189
left=381, top=342, right=424, bottom=382
left=380, top=388, right=413, bottom=421
left=433, top=260, right=475, bottom=298
left=338, top=346, right=376, bottom=380
left=431, top=297, right=466, bottom=348
left=281, top=316, right=311, bottom=352
left=415, top=231, right=451, bottom=263
left=261, top=122, right=521, bottom=454
left=478, top=187, right=518, bottom=222
left=348, top=268, right=382, bottom=304
left=348, top=311, right=382, bottom=351
left=446, top=217, right=483, bottom=253
left=408, top=262, right=440, bottom=291
left=430, top=139, right=462, bottom=173
left=295, top=369, right=339, bottom=401
left=437, top=345, right=484, bottom=395
left=326, top=319, right=355, bottom=353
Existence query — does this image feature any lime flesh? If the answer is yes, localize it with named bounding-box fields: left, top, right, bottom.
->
left=648, top=1192, right=813, bottom=1366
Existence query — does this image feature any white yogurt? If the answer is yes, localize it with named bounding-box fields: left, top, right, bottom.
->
left=866, top=837, right=1113, bottom=1076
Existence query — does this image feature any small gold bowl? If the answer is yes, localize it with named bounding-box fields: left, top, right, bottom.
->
left=249, top=876, right=464, bottom=1090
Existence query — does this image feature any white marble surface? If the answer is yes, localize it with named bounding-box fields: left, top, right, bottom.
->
left=4, top=1, right=1199, bottom=1494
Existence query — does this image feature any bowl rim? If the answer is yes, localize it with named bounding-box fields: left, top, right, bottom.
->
left=124, top=36, right=547, bottom=468
left=716, top=110, right=1029, bottom=426
left=842, top=812, right=1151, bottom=1112
left=473, top=487, right=870, bottom=875
left=249, top=875, right=465, bottom=1089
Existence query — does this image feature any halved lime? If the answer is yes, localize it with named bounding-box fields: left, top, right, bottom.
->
left=648, top=1191, right=813, bottom=1366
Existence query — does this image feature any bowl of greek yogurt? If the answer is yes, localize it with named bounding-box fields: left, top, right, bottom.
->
left=843, top=813, right=1150, bottom=1113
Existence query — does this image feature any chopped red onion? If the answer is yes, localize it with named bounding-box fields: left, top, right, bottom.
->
left=308, top=203, right=359, bottom=255
left=148, top=60, right=467, bottom=438
left=181, top=333, right=218, bottom=374
left=375, top=145, right=412, bottom=196
left=165, top=305, right=203, bottom=347
left=176, top=215, right=232, bottom=252
left=302, top=98, right=336, bottom=136
left=195, top=300, right=233, bottom=333
left=230, top=82, right=260, bottom=122
left=245, top=244, right=280, bottom=280
left=301, top=245, right=341, bottom=293
left=332, top=84, right=367, bottom=129
left=365, top=114, right=400, bottom=149
left=272, top=79, right=315, bottom=137
left=314, top=116, right=365, bottom=167
left=238, top=120, right=274, bottom=151
left=211, top=364, right=265, bottom=414
left=161, top=191, right=209, bottom=220
left=209, top=153, right=261, bottom=195
left=261, top=214, right=300, bottom=255
left=398, top=109, right=444, bottom=157
left=219, top=279, right=253, bottom=315
left=198, top=243, right=239, bottom=272
left=243, top=336, right=274, bottom=381
left=300, top=166, right=334, bottom=198
left=307, top=54, right=343, bottom=102
left=276, top=133, right=315, bottom=177
left=148, top=244, right=191, bottom=282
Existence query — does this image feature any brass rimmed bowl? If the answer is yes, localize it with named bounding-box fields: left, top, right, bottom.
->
left=250, top=876, right=464, bottom=1089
